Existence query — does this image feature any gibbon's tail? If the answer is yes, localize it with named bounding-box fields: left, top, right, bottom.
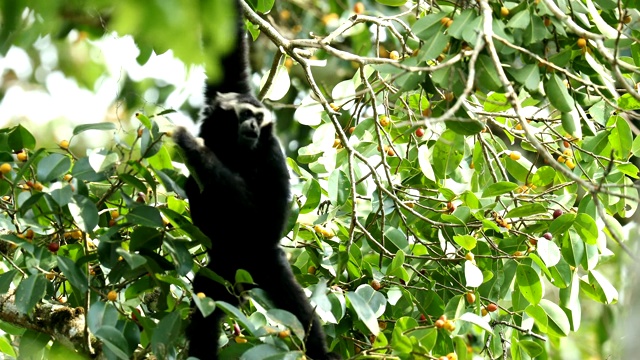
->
left=204, top=0, right=252, bottom=99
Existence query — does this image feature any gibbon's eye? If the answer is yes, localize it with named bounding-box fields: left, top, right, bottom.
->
left=239, top=109, right=252, bottom=120
left=255, top=112, right=264, bottom=124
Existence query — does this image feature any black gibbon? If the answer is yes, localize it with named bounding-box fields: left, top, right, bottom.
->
left=172, top=1, right=341, bottom=359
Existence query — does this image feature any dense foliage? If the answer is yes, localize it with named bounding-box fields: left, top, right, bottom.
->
left=1, top=0, right=639, bottom=359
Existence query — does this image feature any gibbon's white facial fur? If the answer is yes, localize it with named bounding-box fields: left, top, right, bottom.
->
left=215, top=92, right=272, bottom=127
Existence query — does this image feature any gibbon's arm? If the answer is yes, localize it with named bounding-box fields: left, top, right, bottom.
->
left=173, top=127, right=249, bottom=198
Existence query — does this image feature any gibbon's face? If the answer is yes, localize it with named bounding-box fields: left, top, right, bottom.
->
left=215, top=92, right=272, bottom=149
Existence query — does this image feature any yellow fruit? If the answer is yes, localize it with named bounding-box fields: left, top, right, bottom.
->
left=107, top=290, right=118, bottom=301
left=59, top=140, right=70, bottom=150
left=354, top=2, right=365, bottom=14
left=444, top=319, right=455, bottom=331
left=563, top=149, right=573, bottom=157
left=500, top=7, right=509, bottom=17
left=387, top=148, right=395, bottom=157
left=63, top=174, right=73, bottom=182
left=234, top=336, right=248, bottom=344
left=577, top=38, right=587, bottom=48
left=308, top=265, right=317, bottom=275
left=332, top=139, right=341, bottom=148
left=0, top=163, right=11, bottom=174
left=515, top=123, right=523, bottom=130
left=379, top=115, right=390, bottom=127
left=348, top=126, right=355, bottom=134
left=465, top=252, right=474, bottom=261
left=557, top=155, right=566, bottom=163
left=623, top=15, right=632, bottom=24
left=447, top=353, right=458, bottom=360
left=322, top=13, right=339, bottom=25
left=33, top=182, right=43, bottom=191
left=509, top=151, right=521, bottom=160
left=280, top=9, right=291, bottom=21
left=46, top=272, right=56, bottom=281
left=25, top=229, right=34, bottom=239
left=565, top=158, right=576, bottom=169
left=17, top=152, right=27, bottom=162
left=197, top=292, right=206, bottom=299
left=466, top=292, right=476, bottom=304
left=440, top=17, right=451, bottom=26
left=481, top=308, right=488, bottom=316
left=389, top=50, right=400, bottom=60
left=544, top=17, right=552, bottom=26
left=435, top=319, right=445, bottom=328
left=330, top=103, right=340, bottom=111
left=278, top=329, right=291, bottom=338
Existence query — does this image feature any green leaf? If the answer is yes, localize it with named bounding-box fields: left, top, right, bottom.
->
left=346, top=291, right=380, bottom=335
left=505, top=203, right=547, bottom=218
left=508, top=64, right=540, bottom=92
left=15, top=274, right=47, bottom=314
left=539, top=299, right=571, bottom=337
left=482, top=181, right=518, bottom=197
left=581, top=270, right=618, bottom=304
left=560, top=111, right=582, bottom=139
left=544, top=74, right=574, bottom=112
left=608, top=115, right=633, bottom=160
left=68, top=195, right=99, bottom=234
left=531, top=166, right=556, bottom=186
left=300, top=178, right=321, bottom=214
left=151, top=312, right=182, bottom=358
left=193, top=293, right=216, bottom=319
left=216, top=301, right=257, bottom=335
left=549, top=213, right=576, bottom=235
left=447, top=10, right=476, bottom=40
left=328, top=170, right=350, bottom=207
left=465, top=260, right=483, bottom=287
left=0, top=270, right=17, bottom=293
left=115, top=248, right=147, bottom=270
left=8, top=125, right=36, bottom=151
left=572, top=213, right=598, bottom=245
left=459, top=312, right=493, bottom=333
left=267, top=309, right=305, bottom=340
left=453, top=235, right=476, bottom=250
left=355, top=284, right=387, bottom=318
left=417, top=30, right=449, bottom=63
left=126, top=206, right=164, bottom=228
left=375, top=0, right=406, bottom=6
left=475, top=54, right=502, bottom=92
left=72, top=122, right=117, bottom=135
left=617, top=93, right=640, bottom=110
left=57, top=256, right=89, bottom=293
left=96, top=326, right=130, bottom=360
left=516, top=264, right=542, bottom=305
left=37, top=153, right=71, bottom=183
left=432, top=129, right=464, bottom=178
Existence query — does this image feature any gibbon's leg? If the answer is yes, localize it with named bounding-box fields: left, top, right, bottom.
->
left=255, top=249, right=339, bottom=360
left=187, top=275, right=239, bottom=360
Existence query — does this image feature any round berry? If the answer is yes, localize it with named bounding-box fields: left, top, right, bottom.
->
left=48, top=242, right=60, bottom=253
left=543, top=232, right=553, bottom=240
left=552, top=209, right=563, bottom=219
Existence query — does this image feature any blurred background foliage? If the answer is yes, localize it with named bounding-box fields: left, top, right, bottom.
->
left=1, top=0, right=640, bottom=359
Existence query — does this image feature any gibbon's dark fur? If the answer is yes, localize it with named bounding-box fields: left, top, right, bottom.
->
left=172, top=1, right=341, bottom=359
